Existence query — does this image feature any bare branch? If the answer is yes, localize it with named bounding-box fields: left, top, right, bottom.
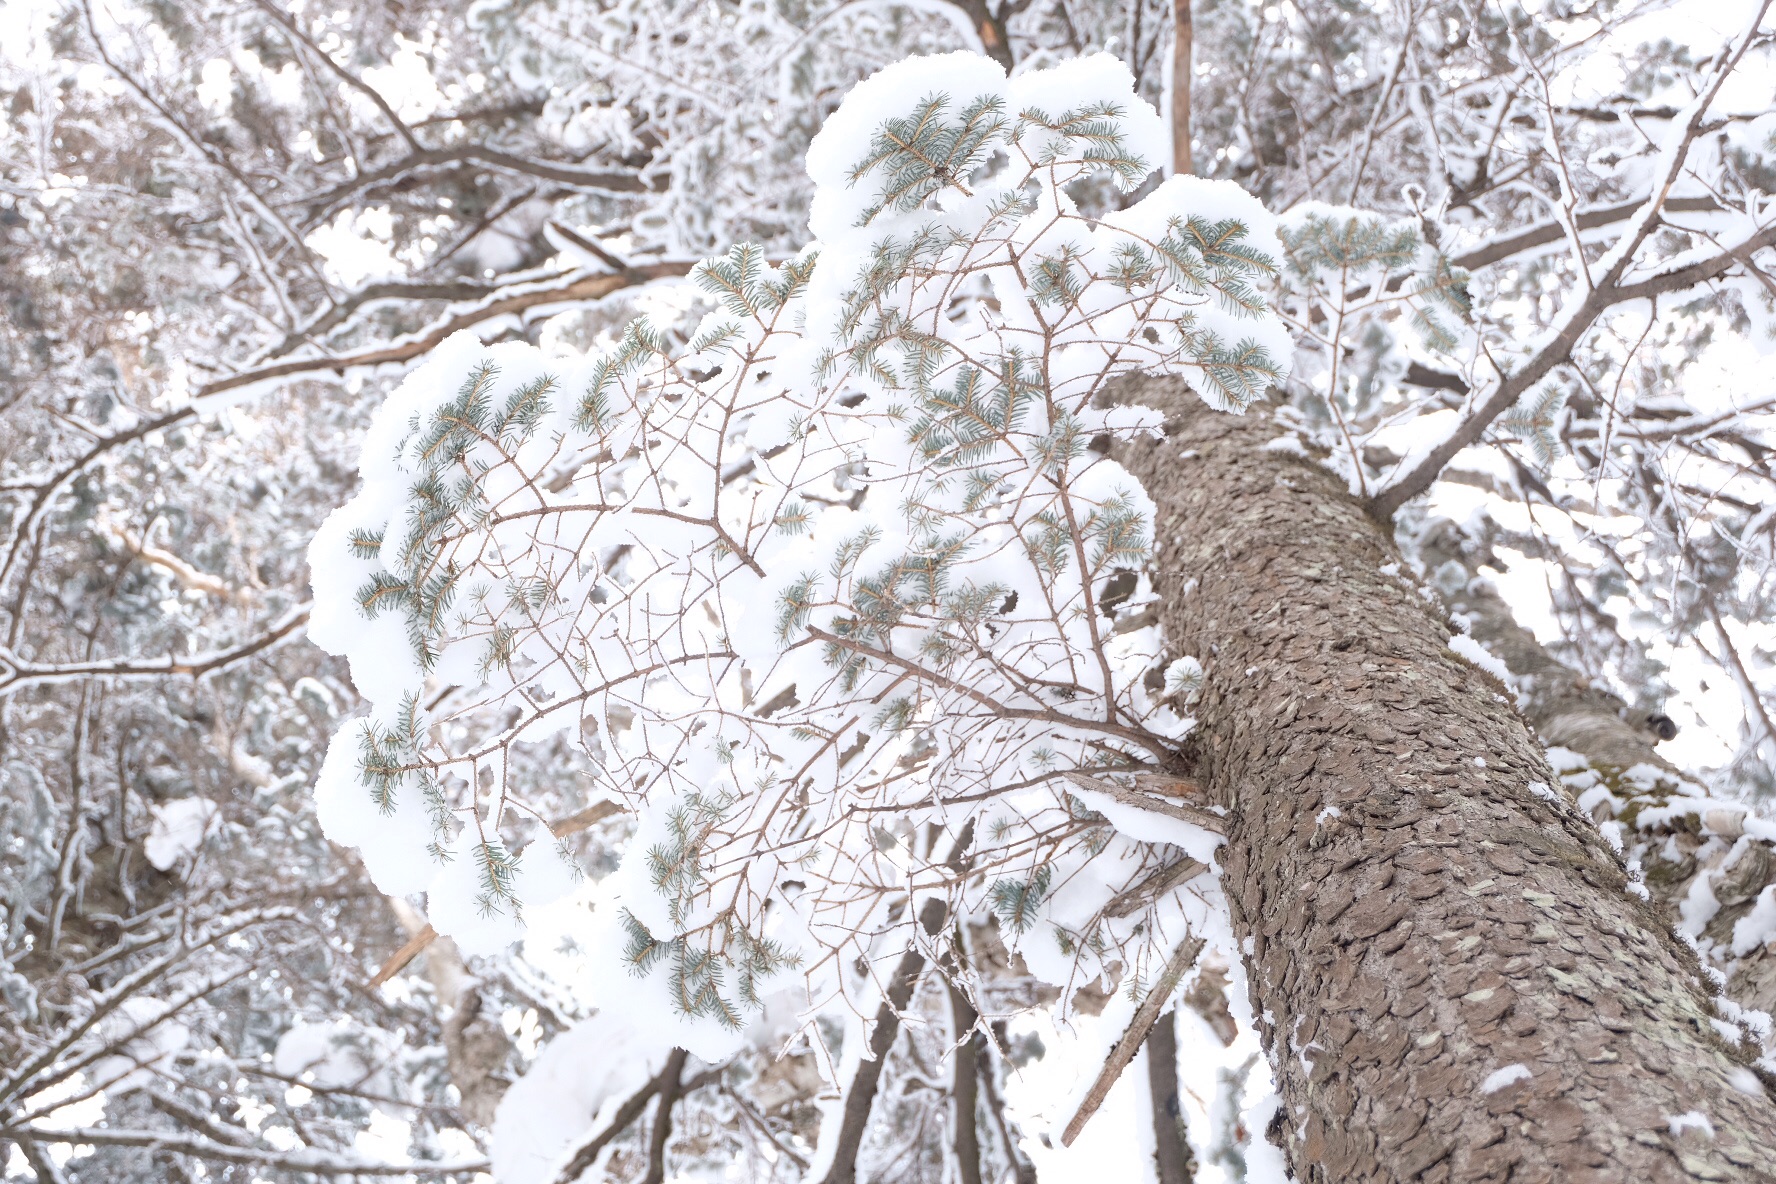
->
left=198, top=263, right=693, bottom=402
left=248, top=0, right=421, bottom=151
left=947, top=978, right=984, bottom=1184
left=643, top=1048, right=689, bottom=1184
left=0, top=1124, right=488, bottom=1176
left=296, top=143, right=654, bottom=222
left=819, top=823, right=975, bottom=1184
left=1367, top=0, right=1775, bottom=521
left=1062, top=934, right=1203, bottom=1146
left=1144, top=1010, right=1193, bottom=1184
left=551, top=1057, right=676, bottom=1184
left=1061, top=771, right=1227, bottom=834
left=0, top=605, right=311, bottom=696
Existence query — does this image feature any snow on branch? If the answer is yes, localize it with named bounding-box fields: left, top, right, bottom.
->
left=307, top=51, right=1288, bottom=1056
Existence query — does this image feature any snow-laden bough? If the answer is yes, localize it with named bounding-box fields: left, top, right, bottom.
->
left=308, top=50, right=1291, bottom=1058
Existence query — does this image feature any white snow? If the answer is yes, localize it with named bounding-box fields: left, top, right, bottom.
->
left=144, top=797, right=220, bottom=871
left=1733, top=885, right=1776, bottom=956
left=490, top=1011, right=676, bottom=1184
left=1480, top=1063, right=1531, bottom=1094
left=1666, top=1110, right=1715, bottom=1138
left=1447, top=634, right=1511, bottom=684
left=1728, top=1066, right=1767, bottom=1098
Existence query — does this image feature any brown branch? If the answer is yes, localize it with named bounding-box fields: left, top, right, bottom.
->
left=643, top=1048, right=689, bottom=1184
left=0, top=1124, right=488, bottom=1176
left=1604, top=223, right=1776, bottom=305
left=947, top=979, right=985, bottom=1184
left=1062, top=934, right=1204, bottom=1147
left=944, top=0, right=1015, bottom=69
left=1171, top=0, right=1192, bottom=177
left=552, top=1062, right=672, bottom=1184
left=368, top=925, right=437, bottom=990
left=1061, top=771, right=1227, bottom=835
left=269, top=279, right=504, bottom=359
left=550, top=799, right=626, bottom=838
left=196, top=263, right=693, bottom=402
left=819, top=822, right=975, bottom=1184
left=1103, top=857, right=1210, bottom=920
left=1449, top=195, right=1723, bottom=274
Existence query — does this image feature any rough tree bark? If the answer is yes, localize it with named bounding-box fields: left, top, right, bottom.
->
left=1115, top=378, right=1776, bottom=1182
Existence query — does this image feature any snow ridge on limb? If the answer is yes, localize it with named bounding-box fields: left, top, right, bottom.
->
left=307, top=52, right=1287, bottom=1060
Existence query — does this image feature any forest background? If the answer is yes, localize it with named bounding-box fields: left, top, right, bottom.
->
left=3, top=0, right=1776, bottom=1182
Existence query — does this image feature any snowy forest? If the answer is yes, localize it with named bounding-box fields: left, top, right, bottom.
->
left=4, top=0, right=1776, bottom=1181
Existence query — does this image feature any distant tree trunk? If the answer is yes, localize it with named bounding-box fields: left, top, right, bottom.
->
left=1116, top=379, right=1776, bottom=1182
left=1146, top=1010, right=1195, bottom=1183
left=1170, top=0, right=1192, bottom=176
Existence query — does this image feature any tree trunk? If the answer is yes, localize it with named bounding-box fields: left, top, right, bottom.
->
left=1171, top=0, right=1193, bottom=176
left=1116, top=380, right=1776, bottom=1182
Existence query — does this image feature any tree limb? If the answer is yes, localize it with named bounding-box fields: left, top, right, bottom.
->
left=1144, top=1009, right=1193, bottom=1184
left=551, top=1054, right=682, bottom=1184
left=1449, top=195, right=1723, bottom=274
left=1369, top=216, right=1776, bottom=520
left=819, top=822, right=975, bottom=1184
left=0, top=1124, right=488, bottom=1176
left=643, top=1048, right=689, bottom=1184
left=0, top=605, right=311, bottom=696
left=196, top=263, right=694, bottom=402
left=1061, top=771, right=1227, bottom=835
left=947, top=979, right=984, bottom=1184
left=296, top=143, right=654, bottom=222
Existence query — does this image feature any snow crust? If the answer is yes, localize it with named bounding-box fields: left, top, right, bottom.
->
left=1447, top=633, right=1511, bottom=684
